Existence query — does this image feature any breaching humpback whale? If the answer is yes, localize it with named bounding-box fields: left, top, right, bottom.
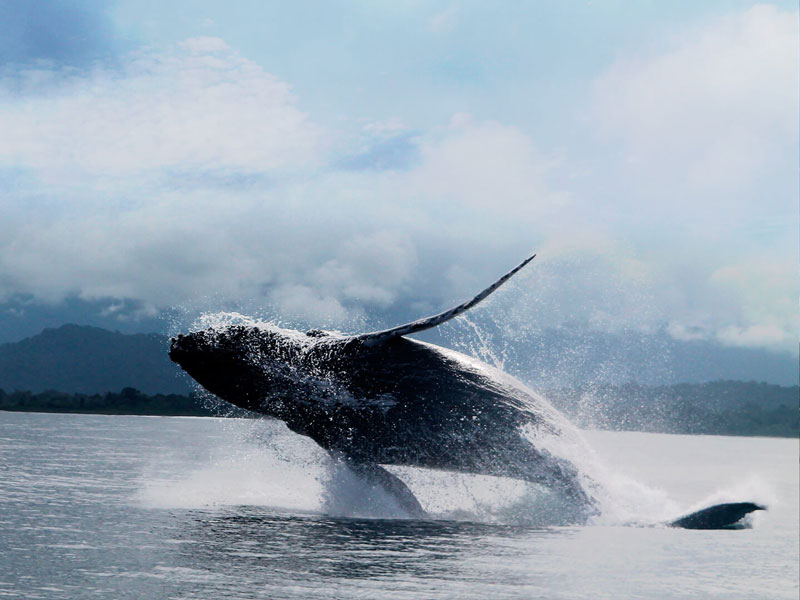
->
left=169, top=255, right=766, bottom=529
left=170, top=254, right=598, bottom=518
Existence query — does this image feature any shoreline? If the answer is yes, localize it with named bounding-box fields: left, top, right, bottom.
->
left=3, top=407, right=796, bottom=439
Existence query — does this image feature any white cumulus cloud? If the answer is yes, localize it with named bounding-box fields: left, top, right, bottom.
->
left=591, top=4, right=798, bottom=196
left=0, top=40, right=322, bottom=180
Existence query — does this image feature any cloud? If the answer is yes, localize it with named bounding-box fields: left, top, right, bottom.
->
left=0, top=22, right=796, bottom=358
left=580, top=4, right=799, bottom=353
left=309, top=231, right=418, bottom=307
left=708, top=259, right=798, bottom=349
left=0, top=39, right=321, bottom=180
left=179, top=37, right=230, bottom=53
left=337, top=132, right=420, bottom=171
left=718, top=324, right=789, bottom=348
left=0, top=78, right=563, bottom=324
left=268, top=284, right=352, bottom=328
left=591, top=4, right=798, bottom=197
left=410, top=114, right=567, bottom=217
left=428, top=7, right=459, bottom=34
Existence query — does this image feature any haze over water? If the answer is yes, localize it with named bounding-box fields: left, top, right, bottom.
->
left=1, top=411, right=797, bottom=599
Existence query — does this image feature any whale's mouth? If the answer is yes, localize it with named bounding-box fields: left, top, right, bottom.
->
left=168, top=333, right=191, bottom=363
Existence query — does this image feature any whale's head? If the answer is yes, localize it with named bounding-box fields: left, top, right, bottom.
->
left=169, top=325, right=315, bottom=414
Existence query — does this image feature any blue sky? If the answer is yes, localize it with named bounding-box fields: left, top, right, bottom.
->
left=0, top=1, right=797, bottom=365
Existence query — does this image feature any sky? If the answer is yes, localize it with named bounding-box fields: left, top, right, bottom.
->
left=0, top=1, right=797, bottom=370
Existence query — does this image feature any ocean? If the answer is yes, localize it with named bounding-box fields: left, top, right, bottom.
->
left=1, top=411, right=797, bottom=599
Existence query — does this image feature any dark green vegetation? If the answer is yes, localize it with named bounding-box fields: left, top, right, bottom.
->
left=0, top=387, right=214, bottom=417
left=0, top=324, right=796, bottom=436
left=547, top=381, right=799, bottom=437
left=0, top=387, right=256, bottom=418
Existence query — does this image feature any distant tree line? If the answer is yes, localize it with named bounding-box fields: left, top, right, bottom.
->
left=1, top=380, right=797, bottom=437
left=546, top=380, right=799, bottom=438
left=0, top=387, right=220, bottom=417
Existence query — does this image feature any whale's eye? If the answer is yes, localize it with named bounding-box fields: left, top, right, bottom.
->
left=306, top=329, right=329, bottom=338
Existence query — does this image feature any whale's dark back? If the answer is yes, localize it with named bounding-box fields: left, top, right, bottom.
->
left=285, top=336, right=559, bottom=472
left=170, top=327, right=574, bottom=487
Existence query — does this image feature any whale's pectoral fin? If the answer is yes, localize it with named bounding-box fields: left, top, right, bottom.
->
left=354, top=254, right=536, bottom=345
left=669, top=502, right=766, bottom=530
left=346, top=461, right=427, bottom=519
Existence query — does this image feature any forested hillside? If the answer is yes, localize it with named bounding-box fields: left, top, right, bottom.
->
left=0, top=324, right=190, bottom=394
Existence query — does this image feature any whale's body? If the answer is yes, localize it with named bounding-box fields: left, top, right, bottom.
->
left=169, top=255, right=765, bottom=528
left=171, top=325, right=591, bottom=510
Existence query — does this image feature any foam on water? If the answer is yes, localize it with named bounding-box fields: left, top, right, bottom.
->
left=135, top=415, right=707, bottom=527
left=137, top=420, right=326, bottom=512
left=136, top=418, right=570, bottom=524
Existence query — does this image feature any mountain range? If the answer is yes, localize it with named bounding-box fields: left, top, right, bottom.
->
left=0, top=324, right=190, bottom=395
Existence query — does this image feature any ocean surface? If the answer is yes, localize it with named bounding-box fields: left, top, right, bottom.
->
left=0, top=411, right=797, bottom=599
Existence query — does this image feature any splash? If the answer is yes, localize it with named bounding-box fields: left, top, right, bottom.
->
left=433, top=301, right=694, bottom=526
left=137, top=419, right=326, bottom=512
left=137, top=418, right=580, bottom=524
left=136, top=415, right=773, bottom=528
